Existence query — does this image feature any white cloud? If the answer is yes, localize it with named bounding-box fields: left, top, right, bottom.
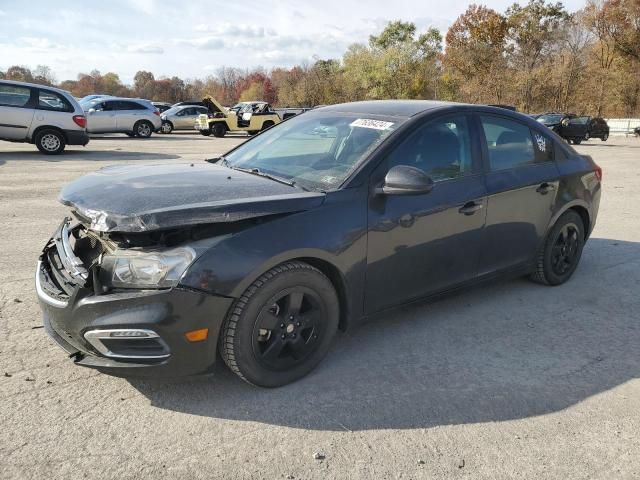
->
left=20, top=37, right=58, bottom=49
left=127, top=44, right=164, bottom=54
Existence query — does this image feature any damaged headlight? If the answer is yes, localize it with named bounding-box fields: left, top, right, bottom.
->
left=100, top=247, right=196, bottom=289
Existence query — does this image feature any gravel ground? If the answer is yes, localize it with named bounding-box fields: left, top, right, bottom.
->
left=0, top=132, right=639, bottom=480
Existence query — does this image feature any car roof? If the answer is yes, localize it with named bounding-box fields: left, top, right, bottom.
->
left=319, top=100, right=474, bottom=117
left=0, top=78, right=72, bottom=96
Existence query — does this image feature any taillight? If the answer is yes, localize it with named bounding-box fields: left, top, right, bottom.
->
left=72, top=115, right=86, bottom=128
left=595, top=165, right=602, bottom=182
left=153, top=110, right=160, bottom=116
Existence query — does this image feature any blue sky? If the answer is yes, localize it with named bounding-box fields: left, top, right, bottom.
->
left=0, top=0, right=585, bottom=83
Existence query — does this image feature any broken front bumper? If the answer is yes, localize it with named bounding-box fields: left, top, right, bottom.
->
left=35, top=221, right=234, bottom=377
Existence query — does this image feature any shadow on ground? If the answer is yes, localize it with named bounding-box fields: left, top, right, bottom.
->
left=130, top=237, right=639, bottom=431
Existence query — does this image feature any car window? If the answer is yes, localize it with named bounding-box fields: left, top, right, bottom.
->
left=37, top=90, right=72, bottom=112
left=480, top=115, right=536, bottom=171
left=386, top=115, right=473, bottom=181
left=569, top=117, right=589, bottom=125
left=0, top=83, right=31, bottom=107
left=116, top=101, right=146, bottom=110
left=101, top=101, right=116, bottom=111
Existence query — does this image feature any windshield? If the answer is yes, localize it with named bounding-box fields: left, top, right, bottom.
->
left=537, top=114, right=562, bottom=124
left=223, top=112, right=403, bottom=191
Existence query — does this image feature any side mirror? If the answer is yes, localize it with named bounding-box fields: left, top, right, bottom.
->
left=376, top=165, right=434, bottom=196
left=87, top=108, right=96, bottom=114
left=561, top=118, right=570, bottom=127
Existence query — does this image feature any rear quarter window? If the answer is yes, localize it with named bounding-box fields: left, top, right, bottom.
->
left=37, top=90, right=73, bottom=112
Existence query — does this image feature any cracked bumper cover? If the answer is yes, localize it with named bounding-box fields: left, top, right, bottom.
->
left=38, top=273, right=234, bottom=377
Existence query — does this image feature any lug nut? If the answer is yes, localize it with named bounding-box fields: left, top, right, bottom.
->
left=280, top=323, right=285, bottom=329
left=289, top=315, right=294, bottom=320
left=296, top=322, right=301, bottom=327
left=291, top=333, right=296, bottom=338
left=281, top=334, right=286, bottom=339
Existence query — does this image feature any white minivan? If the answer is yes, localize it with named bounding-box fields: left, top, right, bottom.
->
left=0, top=80, right=89, bottom=154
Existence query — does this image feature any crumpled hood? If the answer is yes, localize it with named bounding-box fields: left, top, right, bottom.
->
left=60, top=163, right=325, bottom=233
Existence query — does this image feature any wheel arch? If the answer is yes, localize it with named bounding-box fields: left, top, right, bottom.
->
left=30, top=125, right=66, bottom=143
left=226, top=250, right=352, bottom=332
left=548, top=201, right=591, bottom=240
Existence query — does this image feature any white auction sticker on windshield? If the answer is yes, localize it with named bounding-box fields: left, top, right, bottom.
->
left=350, top=119, right=394, bottom=130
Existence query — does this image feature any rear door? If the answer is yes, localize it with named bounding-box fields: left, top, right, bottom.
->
left=365, top=113, right=487, bottom=313
left=114, top=101, right=147, bottom=131
left=0, top=82, right=35, bottom=140
left=476, top=114, right=559, bottom=274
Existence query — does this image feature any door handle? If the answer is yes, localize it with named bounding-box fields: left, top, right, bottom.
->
left=458, top=201, right=483, bottom=215
left=536, top=183, right=555, bottom=195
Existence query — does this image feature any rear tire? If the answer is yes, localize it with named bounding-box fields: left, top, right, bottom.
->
left=584, top=131, right=590, bottom=140
left=212, top=123, right=226, bottom=138
left=572, top=138, right=582, bottom=145
left=134, top=120, right=153, bottom=138
left=530, top=210, right=585, bottom=286
left=220, top=261, right=339, bottom=387
left=261, top=120, right=275, bottom=131
left=35, top=129, right=65, bottom=155
left=601, top=133, right=608, bottom=141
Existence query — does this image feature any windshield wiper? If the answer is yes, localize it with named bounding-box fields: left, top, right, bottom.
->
left=231, top=166, right=305, bottom=190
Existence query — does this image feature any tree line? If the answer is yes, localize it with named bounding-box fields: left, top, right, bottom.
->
left=1, top=0, right=638, bottom=116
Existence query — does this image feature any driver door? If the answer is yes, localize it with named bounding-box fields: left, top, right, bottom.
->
left=365, top=114, right=487, bottom=314
left=87, top=101, right=117, bottom=133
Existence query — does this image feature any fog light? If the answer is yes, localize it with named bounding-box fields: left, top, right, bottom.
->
left=185, top=328, right=209, bottom=343
left=109, top=330, right=151, bottom=338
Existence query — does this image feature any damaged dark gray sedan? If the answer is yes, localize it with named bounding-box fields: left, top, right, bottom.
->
left=37, top=101, right=601, bottom=387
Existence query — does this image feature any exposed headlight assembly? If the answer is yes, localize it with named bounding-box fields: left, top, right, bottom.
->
left=100, top=247, right=196, bottom=288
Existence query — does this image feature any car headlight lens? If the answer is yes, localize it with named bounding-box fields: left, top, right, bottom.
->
left=101, top=247, right=196, bottom=288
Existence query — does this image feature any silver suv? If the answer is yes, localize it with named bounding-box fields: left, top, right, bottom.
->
left=160, top=105, right=209, bottom=133
left=0, top=79, right=89, bottom=154
left=81, top=97, right=162, bottom=138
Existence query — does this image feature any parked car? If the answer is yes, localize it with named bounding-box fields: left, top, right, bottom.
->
left=82, top=97, right=161, bottom=137
left=537, top=113, right=609, bottom=144
left=0, top=79, right=89, bottom=154
left=152, top=102, right=173, bottom=113
left=160, top=105, right=209, bottom=133
left=36, top=100, right=601, bottom=387
left=195, top=97, right=281, bottom=137
left=559, top=116, right=610, bottom=144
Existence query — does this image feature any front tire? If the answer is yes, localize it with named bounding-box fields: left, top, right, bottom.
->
left=211, top=123, right=226, bottom=138
left=572, top=138, right=582, bottom=145
left=261, top=120, right=275, bottom=131
left=601, top=133, right=609, bottom=141
left=200, top=129, right=211, bottom=136
left=35, top=129, right=65, bottom=155
left=160, top=121, right=173, bottom=134
left=220, top=261, right=339, bottom=387
left=530, top=210, right=585, bottom=286
left=134, top=120, right=153, bottom=138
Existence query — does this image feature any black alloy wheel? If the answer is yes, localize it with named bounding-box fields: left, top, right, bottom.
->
left=531, top=210, right=585, bottom=286
left=252, top=288, right=324, bottom=371
left=220, top=261, right=339, bottom=387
